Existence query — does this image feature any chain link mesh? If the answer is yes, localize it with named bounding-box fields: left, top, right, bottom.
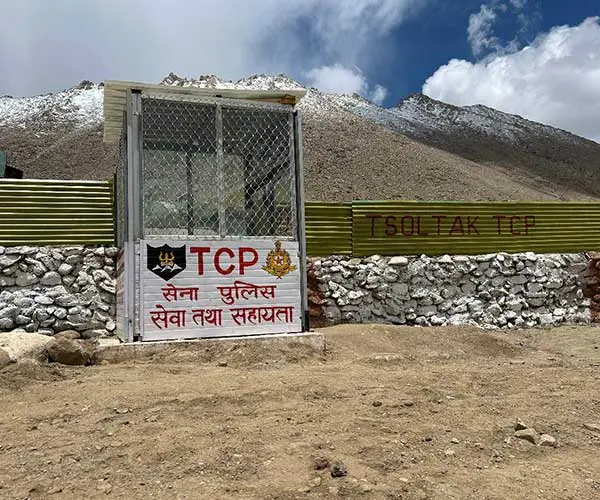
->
left=140, top=95, right=297, bottom=240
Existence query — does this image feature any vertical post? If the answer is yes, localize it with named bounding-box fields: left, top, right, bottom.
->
left=293, top=110, right=309, bottom=332
left=130, top=90, right=143, bottom=342
left=186, top=150, right=194, bottom=235
left=216, top=104, right=226, bottom=236
left=288, top=112, right=297, bottom=238
left=131, top=91, right=142, bottom=240
left=117, top=127, right=129, bottom=342
left=124, top=90, right=136, bottom=342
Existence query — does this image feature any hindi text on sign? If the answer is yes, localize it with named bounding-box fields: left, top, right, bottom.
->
left=217, top=280, right=277, bottom=305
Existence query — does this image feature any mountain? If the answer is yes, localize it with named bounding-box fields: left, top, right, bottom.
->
left=1, top=73, right=599, bottom=202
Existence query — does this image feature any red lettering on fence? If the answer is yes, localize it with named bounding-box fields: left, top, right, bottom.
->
left=467, top=216, right=479, bottom=235
left=365, top=213, right=538, bottom=238
left=385, top=216, right=397, bottom=236
left=449, top=216, right=465, bottom=236
left=493, top=215, right=506, bottom=235
left=367, top=215, right=382, bottom=237
left=416, top=216, right=429, bottom=236
left=433, top=215, right=446, bottom=236
left=401, top=216, right=415, bottom=236
left=525, top=215, right=536, bottom=234
left=510, top=216, right=521, bottom=236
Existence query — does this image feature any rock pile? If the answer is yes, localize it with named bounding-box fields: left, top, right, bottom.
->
left=0, top=245, right=117, bottom=337
left=309, top=253, right=591, bottom=329
left=582, top=252, right=600, bottom=322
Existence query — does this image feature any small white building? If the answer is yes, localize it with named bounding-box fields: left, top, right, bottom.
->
left=102, top=79, right=308, bottom=342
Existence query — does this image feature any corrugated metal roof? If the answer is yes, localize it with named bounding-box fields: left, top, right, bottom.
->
left=103, top=80, right=307, bottom=144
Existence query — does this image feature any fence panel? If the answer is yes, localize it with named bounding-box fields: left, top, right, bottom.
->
left=352, top=200, right=600, bottom=256
left=305, top=202, right=352, bottom=256
left=0, top=179, right=114, bottom=246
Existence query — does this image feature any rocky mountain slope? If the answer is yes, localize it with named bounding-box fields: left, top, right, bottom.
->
left=1, top=74, right=599, bottom=202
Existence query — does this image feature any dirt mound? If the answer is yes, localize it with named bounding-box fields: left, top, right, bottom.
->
left=94, top=336, right=326, bottom=369
left=0, top=359, right=72, bottom=391
left=323, top=324, right=525, bottom=363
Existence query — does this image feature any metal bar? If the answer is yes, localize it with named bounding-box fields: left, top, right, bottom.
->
left=293, top=110, right=309, bottom=332
left=131, top=91, right=144, bottom=342
left=131, top=91, right=142, bottom=240
left=216, top=104, right=225, bottom=237
left=123, top=90, right=135, bottom=343
left=288, top=112, right=297, bottom=239
left=140, top=90, right=295, bottom=112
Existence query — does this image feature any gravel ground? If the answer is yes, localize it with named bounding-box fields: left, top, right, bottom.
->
left=1, top=324, right=600, bottom=499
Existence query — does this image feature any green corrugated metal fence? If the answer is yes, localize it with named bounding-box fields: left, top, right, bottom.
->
left=2, top=188, right=598, bottom=254
left=0, top=178, right=114, bottom=246
left=305, top=202, right=352, bottom=256
left=305, top=200, right=600, bottom=257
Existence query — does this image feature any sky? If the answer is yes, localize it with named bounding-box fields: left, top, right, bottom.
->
left=0, top=0, right=599, bottom=141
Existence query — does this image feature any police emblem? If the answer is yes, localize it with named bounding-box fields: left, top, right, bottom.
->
left=262, top=240, right=297, bottom=279
left=147, top=243, right=186, bottom=282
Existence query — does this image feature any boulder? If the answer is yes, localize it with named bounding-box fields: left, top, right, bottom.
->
left=0, top=331, right=54, bottom=362
left=46, top=337, right=95, bottom=366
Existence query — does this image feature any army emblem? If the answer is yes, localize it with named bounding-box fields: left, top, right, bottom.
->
left=262, top=240, right=297, bottom=279
left=147, top=244, right=186, bottom=282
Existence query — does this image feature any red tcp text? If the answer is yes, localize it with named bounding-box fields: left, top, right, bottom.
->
left=366, top=214, right=536, bottom=237
left=493, top=215, right=536, bottom=236
left=189, top=246, right=259, bottom=276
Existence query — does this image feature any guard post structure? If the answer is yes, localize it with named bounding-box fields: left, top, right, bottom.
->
left=103, top=80, right=308, bottom=342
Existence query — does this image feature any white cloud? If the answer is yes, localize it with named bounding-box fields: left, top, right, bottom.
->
left=423, top=17, right=600, bottom=142
left=306, top=64, right=388, bottom=104
left=370, top=85, right=388, bottom=105
left=509, top=0, right=527, bottom=8
left=467, top=0, right=531, bottom=57
left=468, top=5, right=500, bottom=56
left=0, top=0, right=424, bottom=102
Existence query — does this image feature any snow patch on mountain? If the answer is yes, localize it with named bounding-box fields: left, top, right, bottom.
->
left=0, top=72, right=593, bottom=149
left=391, top=93, right=583, bottom=145
left=0, top=83, right=103, bottom=130
left=161, top=72, right=305, bottom=91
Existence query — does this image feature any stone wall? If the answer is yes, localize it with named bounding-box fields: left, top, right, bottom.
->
left=0, top=245, right=116, bottom=337
left=0, top=245, right=595, bottom=337
left=308, top=253, right=592, bottom=329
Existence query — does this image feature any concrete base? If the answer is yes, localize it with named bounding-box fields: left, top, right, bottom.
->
left=93, top=332, right=325, bottom=364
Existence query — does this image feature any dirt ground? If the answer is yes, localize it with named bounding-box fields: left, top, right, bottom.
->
left=1, top=324, right=600, bottom=500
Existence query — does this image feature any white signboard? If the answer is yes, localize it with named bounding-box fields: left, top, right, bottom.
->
left=140, top=239, right=303, bottom=341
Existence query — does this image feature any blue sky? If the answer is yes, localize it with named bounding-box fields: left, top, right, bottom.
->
left=378, top=0, right=599, bottom=106
left=0, top=1, right=599, bottom=140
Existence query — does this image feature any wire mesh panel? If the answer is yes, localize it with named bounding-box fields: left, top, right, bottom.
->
left=140, top=94, right=297, bottom=240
